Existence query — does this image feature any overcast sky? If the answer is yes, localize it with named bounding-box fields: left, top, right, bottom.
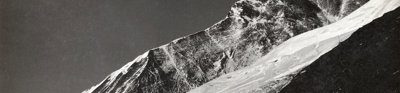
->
left=0, top=0, right=236, bottom=92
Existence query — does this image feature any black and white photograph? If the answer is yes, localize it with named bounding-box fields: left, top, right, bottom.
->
left=1, top=0, right=400, bottom=93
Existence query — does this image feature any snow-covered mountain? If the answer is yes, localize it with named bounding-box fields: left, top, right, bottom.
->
left=189, top=0, right=400, bottom=92
left=83, top=0, right=399, bottom=92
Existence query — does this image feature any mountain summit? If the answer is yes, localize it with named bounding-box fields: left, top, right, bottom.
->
left=84, top=0, right=399, bottom=93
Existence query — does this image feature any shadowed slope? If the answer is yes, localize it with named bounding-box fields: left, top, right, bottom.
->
left=280, top=6, right=400, bottom=93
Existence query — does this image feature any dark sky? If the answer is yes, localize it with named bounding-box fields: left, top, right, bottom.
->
left=0, top=0, right=236, bottom=93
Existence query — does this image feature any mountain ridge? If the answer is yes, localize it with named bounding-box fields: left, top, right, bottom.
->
left=84, top=0, right=369, bottom=92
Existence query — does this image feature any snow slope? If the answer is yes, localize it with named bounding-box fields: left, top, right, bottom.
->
left=189, top=0, right=400, bottom=92
left=280, top=7, right=400, bottom=93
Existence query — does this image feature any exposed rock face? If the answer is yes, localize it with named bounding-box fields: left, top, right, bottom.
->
left=83, top=0, right=368, bottom=93
left=309, top=0, right=369, bottom=22
left=280, top=7, right=400, bottom=93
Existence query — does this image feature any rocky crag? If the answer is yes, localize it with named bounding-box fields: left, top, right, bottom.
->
left=84, top=0, right=368, bottom=93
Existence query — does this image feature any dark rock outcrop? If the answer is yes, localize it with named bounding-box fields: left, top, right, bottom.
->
left=84, top=0, right=368, bottom=93
left=280, top=7, right=400, bottom=93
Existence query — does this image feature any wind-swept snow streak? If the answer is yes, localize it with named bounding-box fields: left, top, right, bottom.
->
left=189, top=0, right=400, bottom=93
